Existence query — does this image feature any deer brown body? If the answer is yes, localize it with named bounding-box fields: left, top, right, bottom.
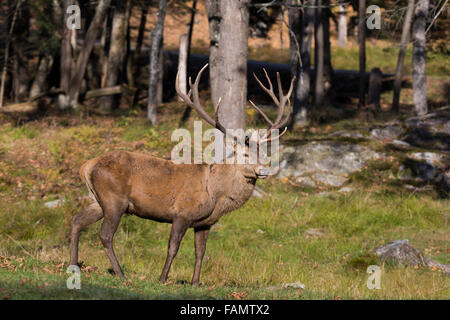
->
left=69, top=65, right=295, bottom=285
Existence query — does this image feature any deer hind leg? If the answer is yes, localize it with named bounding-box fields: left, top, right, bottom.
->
left=98, top=200, right=128, bottom=278
left=159, top=217, right=191, bottom=283
left=69, top=202, right=104, bottom=266
left=191, top=226, right=210, bottom=286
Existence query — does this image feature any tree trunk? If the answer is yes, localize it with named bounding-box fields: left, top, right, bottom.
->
left=128, top=5, right=148, bottom=89
left=180, top=0, right=198, bottom=123
left=0, top=0, right=23, bottom=107
left=147, top=0, right=168, bottom=124
left=217, top=0, right=249, bottom=130
left=358, top=0, right=366, bottom=108
left=58, top=0, right=74, bottom=108
left=412, top=0, right=429, bottom=116
left=100, top=9, right=113, bottom=88
left=12, top=44, right=29, bottom=102
left=392, top=0, right=415, bottom=112
left=337, top=4, right=347, bottom=47
left=100, top=0, right=129, bottom=112
left=368, top=67, right=382, bottom=112
left=314, top=0, right=324, bottom=108
left=66, top=0, right=112, bottom=109
left=323, top=2, right=333, bottom=97
left=29, top=54, right=54, bottom=99
left=177, top=34, right=188, bottom=98
left=205, top=0, right=222, bottom=107
left=290, top=0, right=313, bottom=127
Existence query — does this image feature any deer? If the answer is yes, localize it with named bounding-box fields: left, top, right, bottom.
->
left=69, top=64, right=295, bottom=285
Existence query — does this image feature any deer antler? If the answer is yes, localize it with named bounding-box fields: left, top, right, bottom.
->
left=250, top=69, right=296, bottom=142
left=176, top=64, right=227, bottom=134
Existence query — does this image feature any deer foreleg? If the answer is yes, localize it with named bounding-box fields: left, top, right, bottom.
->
left=191, top=226, right=210, bottom=285
left=69, top=202, right=104, bottom=266
left=159, top=217, right=190, bottom=283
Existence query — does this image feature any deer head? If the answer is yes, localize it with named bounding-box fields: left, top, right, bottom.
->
left=175, top=64, right=295, bottom=180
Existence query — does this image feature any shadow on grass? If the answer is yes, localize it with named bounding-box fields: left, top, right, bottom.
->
left=0, top=277, right=216, bottom=300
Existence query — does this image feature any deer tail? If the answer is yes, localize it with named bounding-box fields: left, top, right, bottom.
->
left=80, top=159, right=100, bottom=205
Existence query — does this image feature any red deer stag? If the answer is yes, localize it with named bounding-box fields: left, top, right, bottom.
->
left=69, top=64, right=295, bottom=285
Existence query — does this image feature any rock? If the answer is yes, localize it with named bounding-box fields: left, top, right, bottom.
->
left=278, top=142, right=381, bottom=187
left=312, top=173, right=346, bottom=187
left=338, top=187, right=353, bottom=193
left=370, top=125, right=404, bottom=140
left=403, top=127, right=450, bottom=152
left=408, top=152, right=444, bottom=167
left=295, top=177, right=316, bottom=188
left=390, top=140, right=410, bottom=148
left=329, top=130, right=365, bottom=139
left=44, top=199, right=65, bottom=208
left=402, top=158, right=436, bottom=181
left=404, top=107, right=450, bottom=135
left=374, top=239, right=450, bottom=273
left=305, top=228, right=324, bottom=238
left=267, top=282, right=305, bottom=291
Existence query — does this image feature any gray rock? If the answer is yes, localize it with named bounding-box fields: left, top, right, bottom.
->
left=295, top=176, right=316, bottom=188
left=278, top=142, right=381, bottom=186
left=312, top=173, right=346, bottom=187
left=329, top=130, right=365, bottom=139
left=338, top=187, right=353, bottom=193
left=267, top=282, right=305, bottom=291
left=374, top=239, right=450, bottom=273
left=390, top=140, right=410, bottom=148
left=408, top=152, right=444, bottom=167
left=44, top=199, right=65, bottom=208
left=403, top=127, right=450, bottom=152
left=370, top=125, right=404, bottom=140
left=404, top=107, right=450, bottom=135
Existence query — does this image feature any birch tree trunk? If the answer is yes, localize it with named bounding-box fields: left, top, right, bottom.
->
left=358, top=0, right=366, bottom=108
left=205, top=0, right=222, bottom=107
left=323, top=3, right=333, bottom=97
left=217, top=0, right=249, bottom=130
left=29, top=54, right=54, bottom=99
left=100, top=0, right=129, bottom=112
left=290, top=0, right=313, bottom=126
left=314, top=0, right=324, bottom=108
left=58, top=0, right=74, bottom=109
left=147, top=0, right=168, bottom=124
left=412, top=0, right=429, bottom=116
left=66, top=0, right=112, bottom=109
left=392, top=0, right=415, bottom=112
left=337, top=4, right=347, bottom=47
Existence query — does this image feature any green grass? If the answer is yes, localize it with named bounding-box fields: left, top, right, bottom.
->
left=246, top=42, right=450, bottom=78
left=0, top=104, right=449, bottom=300
left=0, top=179, right=448, bottom=299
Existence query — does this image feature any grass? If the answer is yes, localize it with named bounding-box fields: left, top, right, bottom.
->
left=0, top=104, right=449, bottom=300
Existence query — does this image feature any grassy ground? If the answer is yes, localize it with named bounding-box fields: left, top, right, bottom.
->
left=0, top=98, right=449, bottom=300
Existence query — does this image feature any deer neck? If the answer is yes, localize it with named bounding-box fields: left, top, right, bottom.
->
left=208, top=164, right=257, bottom=206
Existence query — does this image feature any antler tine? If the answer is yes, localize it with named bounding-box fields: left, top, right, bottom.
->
left=249, top=100, right=273, bottom=126
left=251, top=70, right=296, bottom=143
left=260, top=127, right=288, bottom=143
left=176, top=64, right=227, bottom=134
left=272, top=75, right=296, bottom=129
left=253, top=70, right=280, bottom=105
left=214, top=97, right=222, bottom=122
